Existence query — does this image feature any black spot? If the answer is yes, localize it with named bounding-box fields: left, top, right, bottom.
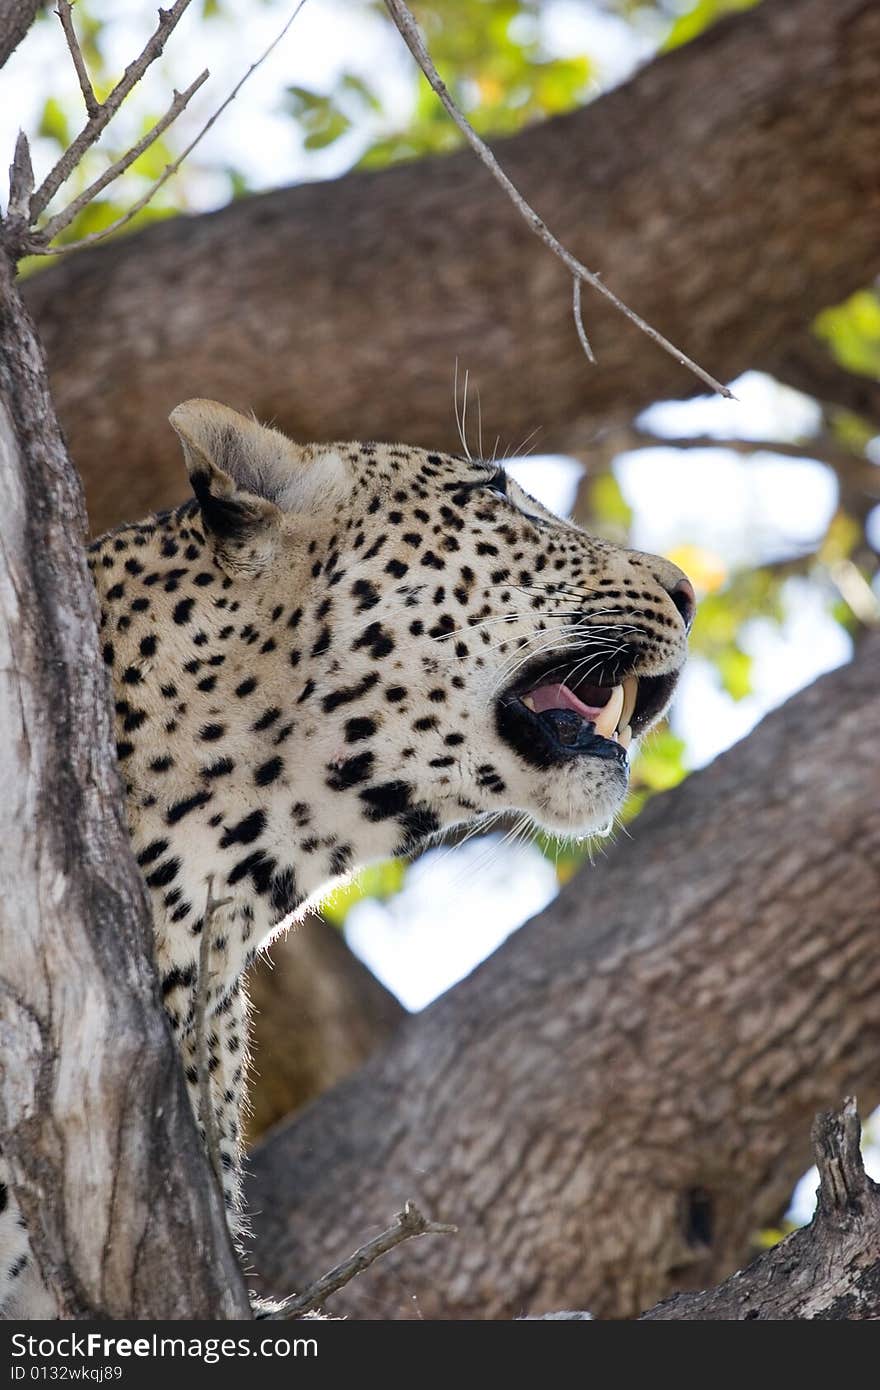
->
left=253, top=706, right=280, bottom=731
left=102, top=642, right=114, bottom=666
left=220, top=809, right=267, bottom=847
left=139, top=634, right=157, bottom=658
left=173, top=597, right=195, bottom=625
left=122, top=665, right=142, bottom=685
left=235, top=676, right=257, bottom=698
left=137, top=838, right=170, bottom=867
left=161, top=964, right=195, bottom=997
left=255, top=756, right=284, bottom=787
left=352, top=579, right=380, bottom=611
left=359, top=780, right=413, bottom=821
left=203, top=756, right=236, bottom=779
left=145, top=858, right=180, bottom=889
left=311, top=626, right=332, bottom=658
left=345, top=716, right=377, bottom=743
left=322, top=670, right=380, bottom=713
left=385, top=558, right=408, bottom=578
left=149, top=754, right=174, bottom=773
left=200, top=723, right=226, bottom=741
left=227, top=848, right=273, bottom=892
left=353, top=621, right=394, bottom=660
left=270, top=867, right=298, bottom=917
left=327, top=751, right=375, bottom=790
left=123, top=708, right=147, bottom=733
left=166, top=790, right=213, bottom=825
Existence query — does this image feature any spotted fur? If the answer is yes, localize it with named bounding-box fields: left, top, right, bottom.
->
left=0, top=400, right=692, bottom=1316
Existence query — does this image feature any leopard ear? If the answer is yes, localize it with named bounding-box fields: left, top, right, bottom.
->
left=170, top=399, right=285, bottom=575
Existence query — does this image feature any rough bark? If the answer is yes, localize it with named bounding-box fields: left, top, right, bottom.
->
left=640, top=1100, right=880, bottom=1320
left=247, top=638, right=880, bottom=1320
left=0, top=252, right=250, bottom=1318
left=23, top=0, right=880, bottom=535
left=246, top=918, right=404, bottom=1145
left=0, top=1, right=40, bottom=68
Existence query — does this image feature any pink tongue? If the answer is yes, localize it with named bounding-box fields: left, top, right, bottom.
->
left=528, top=682, right=604, bottom=720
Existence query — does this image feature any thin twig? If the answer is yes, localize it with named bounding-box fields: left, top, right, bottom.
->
left=270, top=1201, right=458, bottom=1319
left=39, top=69, right=209, bottom=243
left=383, top=0, right=732, bottom=400
left=57, top=1, right=99, bottom=117
left=29, top=0, right=310, bottom=256
left=572, top=277, right=595, bottom=364
left=195, top=875, right=233, bottom=1194
left=30, top=0, right=196, bottom=221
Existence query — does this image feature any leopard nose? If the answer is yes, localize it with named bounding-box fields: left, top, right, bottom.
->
left=667, top=576, right=697, bottom=632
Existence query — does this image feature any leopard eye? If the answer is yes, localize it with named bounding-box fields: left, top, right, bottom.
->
left=485, top=470, right=508, bottom=498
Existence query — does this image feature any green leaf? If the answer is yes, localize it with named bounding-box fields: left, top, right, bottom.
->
left=662, top=0, right=761, bottom=53
left=814, top=289, right=880, bottom=379
left=321, top=858, right=406, bottom=926
left=38, top=97, right=71, bottom=149
left=717, top=645, right=753, bottom=701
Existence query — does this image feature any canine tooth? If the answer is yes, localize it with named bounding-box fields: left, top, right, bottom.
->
left=621, top=675, right=638, bottom=731
left=594, top=684, right=624, bottom=739
left=522, top=694, right=536, bottom=711
left=618, top=723, right=632, bottom=750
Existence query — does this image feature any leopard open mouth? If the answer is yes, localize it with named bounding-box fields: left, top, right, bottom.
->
left=495, top=654, right=681, bottom=770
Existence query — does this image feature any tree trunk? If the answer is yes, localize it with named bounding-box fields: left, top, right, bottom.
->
left=0, top=2, right=40, bottom=67
left=247, top=637, right=880, bottom=1320
left=24, top=0, right=880, bottom=535
left=246, top=918, right=404, bottom=1145
left=0, top=252, right=250, bottom=1318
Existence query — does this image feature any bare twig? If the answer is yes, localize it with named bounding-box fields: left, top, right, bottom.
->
left=39, top=69, right=209, bottom=243
left=57, top=1, right=99, bottom=117
left=383, top=0, right=731, bottom=400
left=6, top=130, right=34, bottom=226
left=195, top=875, right=233, bottom=1193
left=572, top=277, right=595, bottom=364
left=30, top=0, right=196, bottom=222
left=270, top=1201, right=458, bottom=1319
left=28, top=0, right=310, bottom=256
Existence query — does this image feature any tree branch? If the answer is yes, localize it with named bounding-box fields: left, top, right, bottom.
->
left=271, top=1201, right=457, bottom=1320
left=38, top=69, right=210, bottom=244
left=382, top=0, right=732, bottom=401
left=0, top=1, right=40, bottom=70
left=640, top=1098, right=880, bottom=1319
left=24, top=0, right=309, bottom=257
left=56, top=1, right=99, bottom=118
left=29, top=0, right=195, bottom=221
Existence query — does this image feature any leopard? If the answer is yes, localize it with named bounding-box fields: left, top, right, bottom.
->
left=0, top=399, right=694, bottom=1317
